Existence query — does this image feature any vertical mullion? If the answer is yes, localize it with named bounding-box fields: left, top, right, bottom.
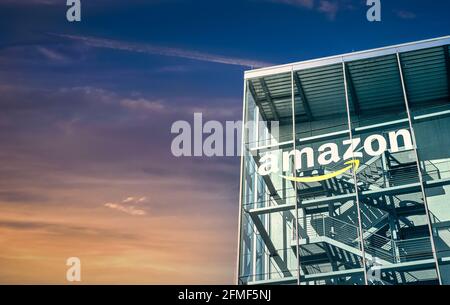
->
left=291, top=68, right=301, bottom=285
left=342, top=60, right=369, bottom=285
left=396, top=52, right=443, bottom=285
left=265, top=126, right=270, bottom=281
left=252, top=107, right=259, bottom=282
left=236, top=79, right=248, bottom=285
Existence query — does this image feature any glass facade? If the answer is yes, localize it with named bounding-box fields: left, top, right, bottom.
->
left=237, top=37, right=450, bottom=285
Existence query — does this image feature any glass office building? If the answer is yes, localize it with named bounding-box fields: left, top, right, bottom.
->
left=237, top=36, right=450, bottom=285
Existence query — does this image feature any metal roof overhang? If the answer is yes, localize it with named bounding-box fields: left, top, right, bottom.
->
left=244, top=36, right=450, bottom=123
left=244, top=36, right=450, bottom=79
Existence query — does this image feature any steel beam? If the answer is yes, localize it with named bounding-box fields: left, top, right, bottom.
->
left=259, top=78, right=280, bottom=121
left=293, top=72, right=313, bottom=121
left=344, top=64, right=361, bottom=116
left=248, top=80, right=269, bottom=122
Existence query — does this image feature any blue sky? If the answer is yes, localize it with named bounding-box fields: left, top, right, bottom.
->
left=0, top=0, right=449, bottom=283
left=3, top=0, right=450, bottom=95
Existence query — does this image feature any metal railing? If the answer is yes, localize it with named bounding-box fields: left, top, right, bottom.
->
left=396, top=237, right=434, bottom=262
left=296, top=214, right=360, bottom=247
left=421, top=159, right=450, bottom=182
left=422, top=160, right=442, bottom=180
left=293, top=214, right=433, bottom=264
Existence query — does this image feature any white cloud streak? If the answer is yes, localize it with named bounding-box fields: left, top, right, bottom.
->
left=394, top=10, right=416, bottom=20
left=36, top=47, right=69, bottom=62
left=50, top=33, right=273, bottom=68
left=120, top=98, right=166, bottom=113
left=104, top=196, right=148, bottom=216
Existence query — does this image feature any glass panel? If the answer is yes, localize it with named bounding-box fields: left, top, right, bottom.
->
left=409, top=46, right=450, bottom=284
left=238, top=73, right=297, bottom=284
left=347, top=53, right=439, bottom=285
left=292, top=64, right=364, bottom=285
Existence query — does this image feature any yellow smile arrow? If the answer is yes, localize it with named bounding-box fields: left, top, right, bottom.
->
left=280, top=160, right=360, bottom=183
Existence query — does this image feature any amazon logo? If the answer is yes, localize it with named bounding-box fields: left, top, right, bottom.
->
left=257, top=129, right=414, bottom=182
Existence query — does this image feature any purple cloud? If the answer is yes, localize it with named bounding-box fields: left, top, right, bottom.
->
left=270, top=0, right=351, bottom=20
left=394, top=10, right=416, bottom=20
left=318, top=0, right=339, bottom=20
left=272, top=0, right=314, bottom=9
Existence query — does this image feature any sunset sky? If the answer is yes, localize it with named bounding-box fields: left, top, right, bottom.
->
left=1, top=0, right=449, bottom=284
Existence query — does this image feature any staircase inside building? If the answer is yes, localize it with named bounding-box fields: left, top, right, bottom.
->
left=289, top=148, right=438, bottom=285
